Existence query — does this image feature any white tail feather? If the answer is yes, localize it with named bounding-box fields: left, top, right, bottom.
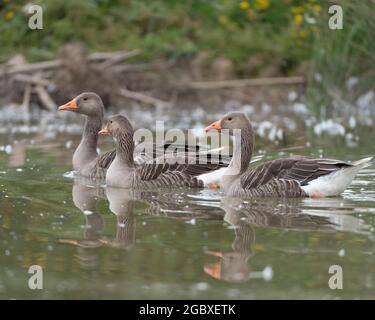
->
left=199, top=167, right=227, bottom=186
left=352, top=156, right=373, bottom=168
left=302, top=157, right=373, bottom=197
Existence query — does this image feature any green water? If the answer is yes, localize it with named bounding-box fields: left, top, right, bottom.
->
left=0, top=128, right=375, bottom=300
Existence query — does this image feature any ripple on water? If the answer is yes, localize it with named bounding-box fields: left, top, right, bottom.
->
left=62, top=171, right=77, bottom=179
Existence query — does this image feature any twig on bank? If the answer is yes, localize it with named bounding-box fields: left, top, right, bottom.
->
left=0, top=49, right=142, bottom=76
left=21, top=83, right=32, bottom=116
left=115, top=60, right=173, bottom=73
left=3, top=60, right=61, bottom=75
left=174, top=76, right=306, bottom=90
left=34, top=85, right=57, bottom=111
left=13, top=74, right=51, bottom=86
left=119, top=88, right=172, bottom=108
left=98, top=49, right=142, bottom=69
left=88, top=50, right=138, bottom=61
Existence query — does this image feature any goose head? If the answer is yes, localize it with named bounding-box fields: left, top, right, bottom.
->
left=205, top=112, right=251, bottom=135
left=98, top=115, right=134, bottom=140
left=58, top=92, right=104, bottom=118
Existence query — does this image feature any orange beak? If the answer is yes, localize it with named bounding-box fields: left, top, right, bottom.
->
left=205, top=120, right=222, bottom=132
left=204, top=251, right=223, bottom=280
left=58, top=98, right=78, bottom=111
left=98, top=126, right=109, bottom=135
left=204, top=262, right=222, bottom=280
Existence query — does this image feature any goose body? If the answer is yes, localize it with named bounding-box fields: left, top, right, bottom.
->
left=206, top=112, right=372, bottom=198
left=100, top=115, right=229, bottom=189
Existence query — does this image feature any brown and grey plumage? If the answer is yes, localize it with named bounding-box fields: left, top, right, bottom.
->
left=99, top=115, right=229, bottom=189
left=58, top=92, right=224, bottom=180
left=205, top=112, right=372, bottom=198
left=96, top=141, right=207, bottom=169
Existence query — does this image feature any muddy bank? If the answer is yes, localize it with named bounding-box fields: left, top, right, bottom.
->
left=0, top=43, right=306, bottom=113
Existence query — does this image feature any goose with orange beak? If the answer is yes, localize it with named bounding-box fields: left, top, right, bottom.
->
left=58, top=92, right=113, bottom=179
left=205, top=112, right=372, bottom=198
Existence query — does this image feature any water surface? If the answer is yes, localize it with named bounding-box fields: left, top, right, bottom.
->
left=0, top=109, right=374, bottom=299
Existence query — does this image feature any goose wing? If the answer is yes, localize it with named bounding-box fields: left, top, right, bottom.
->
left=97, top=143, right=217, bottom=169
left=133, top=143, right=204, bottom=165
left=240, top=157, right=352, bottom=190
left=137, top=153, right=230, bottom=182
left=97, top=149, right=116, bottom=169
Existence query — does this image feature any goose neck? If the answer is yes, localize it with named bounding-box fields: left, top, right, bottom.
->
left=231, top=126, right=254, bottom=174
left=82, top=115, right=102, bottom=148
left=115, top=132, right=135, bottom=167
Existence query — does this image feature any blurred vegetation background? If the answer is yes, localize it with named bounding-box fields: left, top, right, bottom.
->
left=0, top=0, right=374, bottom=116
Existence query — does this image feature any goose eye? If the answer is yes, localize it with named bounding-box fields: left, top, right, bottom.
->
left=228, top=117, right=232, bottom=121
left=110, top=121, right=113, bottom=124
left=83, top=97, right=88, bottom=101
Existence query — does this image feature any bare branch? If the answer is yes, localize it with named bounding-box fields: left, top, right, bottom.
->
left=34, top=85, right=57, bottom=111
left=98, top=49, right=142, bottom=69
left=174, top=76, right=306, bottom=90
left=119, top=88, right=172, bottom=108
left=13, top=74, right=51, bottom=86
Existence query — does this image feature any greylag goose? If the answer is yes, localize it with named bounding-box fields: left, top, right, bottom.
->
left=58, top=92, right=108, bottom=178
left=205, top=112, right=372, bottom=198
left=58, top=92, right=221, bottom=179
left=99, top=115, right=229, bottom=189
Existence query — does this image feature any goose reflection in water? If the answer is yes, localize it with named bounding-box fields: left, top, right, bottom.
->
left=62, top=179, right=105, bottom=248
left=60, top=179, right=372, bottom=279
left=58, top=179, right=106, bottom=269
left=104, top=187, right=139, bottom=249
left=61, top=181, right=208, bottom=255
left=62, top=182, right=156, bottom=270
left=60, top=179, right=140, bottom=251
left=204, top=197, right=372, bottom=283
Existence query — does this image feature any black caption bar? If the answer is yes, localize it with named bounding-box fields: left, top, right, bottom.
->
left=3, top=300, right=369, bottom=319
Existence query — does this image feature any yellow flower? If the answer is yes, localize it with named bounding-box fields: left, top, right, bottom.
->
left=313, top=4, right=321, bottom=12
left=5, top=11, right=14, bottom=20
left=218, top=15, right=228, bottom=25
left=255, top=0, right=270, bottom=10
left=294, top=14, right=303, bottom=25
left=239, top=1, right=250, bottom=10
